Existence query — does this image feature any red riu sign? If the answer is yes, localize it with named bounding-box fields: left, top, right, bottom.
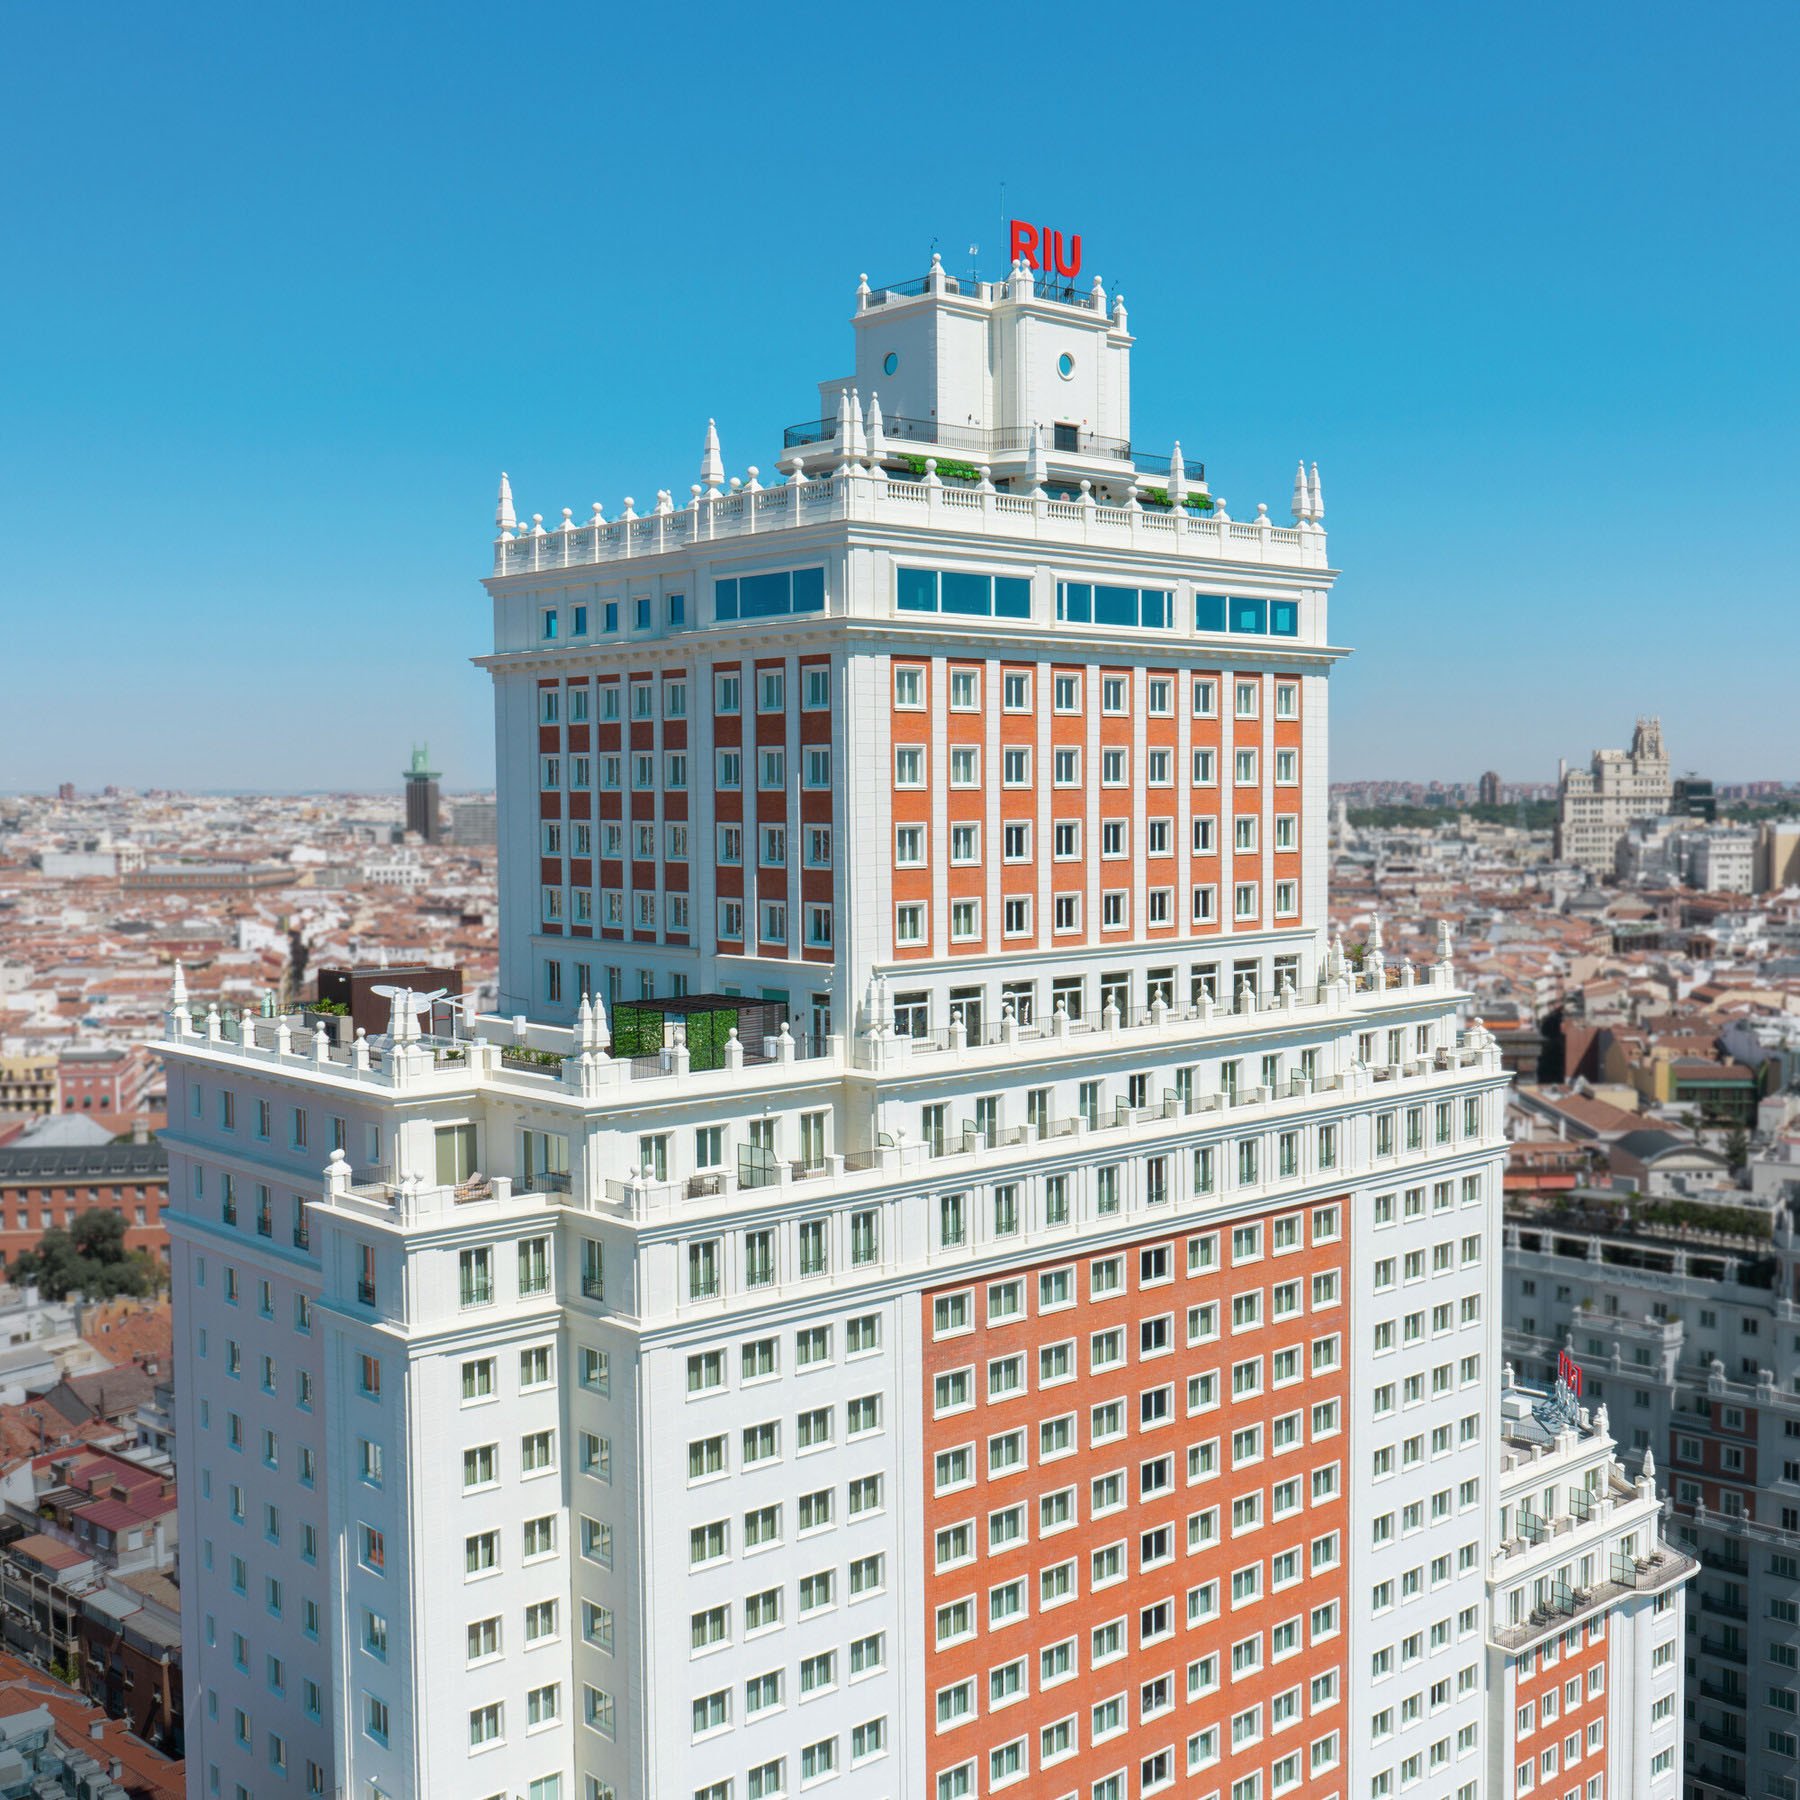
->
left=1557, top=1350, right=1583, bottom=1396
left=1009, top=219, right=1082, bottom=280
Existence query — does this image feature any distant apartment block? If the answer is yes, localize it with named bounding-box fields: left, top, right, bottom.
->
left=0, top=1055, right=56, bottom=1118
left=1556, top=720, right=1672, bottom=874
left=0, top=1138, right=169, bottom=1273
left=59, top=1046, right=160, bottom=1124
left=452, top=798, right=499, bottom=846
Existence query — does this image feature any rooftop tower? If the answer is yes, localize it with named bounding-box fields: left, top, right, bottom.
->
left=403, top=743, right=441, bottom=843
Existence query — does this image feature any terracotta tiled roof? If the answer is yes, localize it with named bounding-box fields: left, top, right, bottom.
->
left=0, top=1647, right=183, bottom=1797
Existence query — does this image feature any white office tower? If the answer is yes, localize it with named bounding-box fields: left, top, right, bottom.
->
left=169, top=247, right=1560, bottom=1800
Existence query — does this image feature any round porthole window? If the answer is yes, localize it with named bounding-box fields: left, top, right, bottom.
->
left=1057, top=351, right=1075, bottom=379
left=882, top=351, right=899, bottom=376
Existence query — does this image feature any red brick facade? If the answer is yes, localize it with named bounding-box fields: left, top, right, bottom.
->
left=921, top=1197, right=1350, bottom=1799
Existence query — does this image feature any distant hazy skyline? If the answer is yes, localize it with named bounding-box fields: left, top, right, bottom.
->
left=3, top=3, right=1795, bottom=794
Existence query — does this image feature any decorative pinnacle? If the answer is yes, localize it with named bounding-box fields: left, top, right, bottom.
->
left=700, top=419, right=724, bottom=496
left=495, top=471, right=515, bottom=535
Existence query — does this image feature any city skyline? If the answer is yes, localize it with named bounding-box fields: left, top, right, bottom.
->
left=4, top=1, right=1797, bottom=792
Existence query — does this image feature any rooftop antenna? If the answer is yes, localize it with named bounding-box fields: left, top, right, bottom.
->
left=968, top=241, right=980, bottom=286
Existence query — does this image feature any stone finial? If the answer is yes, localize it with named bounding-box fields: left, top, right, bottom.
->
left=588, top=985, right=609, bottom=1051
left=1309, top=461, right=1324, bottom=522
left=785, top=452, right=808, bottom=487
left=530, top=512, right=545, bottom=536
left=576, top=991, right=609, bottom=1057
left=744, top=465, right=762, bottom=494
left=1169, top=441, right=1187, bottom=505
left=834, top=387, right=854, bottom=456
left=855, top=271, right=870, bottom=309
left=1026, top=421, right=1048, bottom=495
left=557, top=507, right=575, bottom=534
left=864, top=391, right=885, bottom=458
left=590, top=500, right=605, bottom=528
left=700, top=419, right=724, bottom=495
left=1112, top=290, right=1128, bottom=331
left=847, top=389, right=867, bottom=461
left=1641, top=1446, right=1656, bottom=1481
left=1437, top=918, right=1455, bottom=966
left=1089, top=272, right=1107, bottom=313
left=495, top=471, right=515, bottom=535
left=1291, top=458, right=1308, bottom=524
left=620, top=495, right=637, bottom=520
left=169, top=960, right=187, bottom=1011
left=1366, top=916, right=1387, bottom=988
left=654, top=489, right=673, bottom=516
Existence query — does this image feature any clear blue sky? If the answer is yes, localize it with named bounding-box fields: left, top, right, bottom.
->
left=4, top=2, right=1794, bottom=794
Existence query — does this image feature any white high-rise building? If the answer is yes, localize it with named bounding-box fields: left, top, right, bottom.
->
left=162, top=246, right=1681, bottom=1800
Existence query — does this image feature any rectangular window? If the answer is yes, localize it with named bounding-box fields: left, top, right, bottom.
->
left=715, top=568, right=826, bottom=620
left=898, top=567, right=1031, bottom=618
left=1057, top=582, right=1172, bottom=628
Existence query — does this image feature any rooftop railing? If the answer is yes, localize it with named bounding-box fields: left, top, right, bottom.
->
left=779, top=412, right=1203, bottom=481
left=489, top=458, right=1288, bottom=584
left=862, top=269, right=1100, bottom=310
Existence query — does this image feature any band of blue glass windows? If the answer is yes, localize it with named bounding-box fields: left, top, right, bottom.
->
left=898, top=569, right=1297, bottom=636
left=1198, top=593, right=1298, bottom=637
left=898, top=568, right=1031, bottom=618
left=715, top=568, right=826, bottom=621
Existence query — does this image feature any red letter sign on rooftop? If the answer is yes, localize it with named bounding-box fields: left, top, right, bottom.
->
left=1008, top=219, right=1082, bottom=280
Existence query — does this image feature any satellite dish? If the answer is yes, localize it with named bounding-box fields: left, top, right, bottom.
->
left=370, top=985, right=447, bottom=1012
left=370, top=984, right=449, bottom=1043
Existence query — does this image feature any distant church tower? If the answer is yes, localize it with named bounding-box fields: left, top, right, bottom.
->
left=403, top=744, right=441, bottom=842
